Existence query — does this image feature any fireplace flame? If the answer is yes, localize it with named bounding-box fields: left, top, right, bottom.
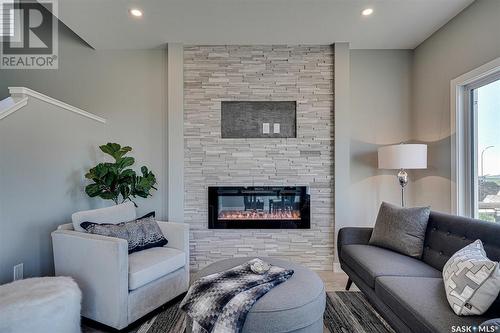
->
left=218, top=210, right=301, bottom=220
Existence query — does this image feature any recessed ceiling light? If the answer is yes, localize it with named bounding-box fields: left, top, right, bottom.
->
left=361, top=8, right=374, bottom=16
left=129, top=8, right=143, bottom=17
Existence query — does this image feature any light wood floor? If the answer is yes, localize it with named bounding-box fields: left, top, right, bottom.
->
left=316, top=270, right=358, bottom=292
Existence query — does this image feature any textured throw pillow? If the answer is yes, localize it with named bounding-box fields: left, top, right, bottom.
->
left=443, top=240, right=500, bottom=316
left=369, top=202, right=430, bottom=258
left=81, top=216, right=168, bottom=254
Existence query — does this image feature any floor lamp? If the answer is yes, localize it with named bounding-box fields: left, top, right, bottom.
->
left=378, top=144, right=427, bottom=207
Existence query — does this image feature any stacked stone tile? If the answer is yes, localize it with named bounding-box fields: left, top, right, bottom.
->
left=184, top=45, right=334, bottom=270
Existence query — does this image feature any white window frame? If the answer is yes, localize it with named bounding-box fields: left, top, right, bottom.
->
left=0, top=0, right=15, bottom=37
left=451, top=57, right=500, bottom=217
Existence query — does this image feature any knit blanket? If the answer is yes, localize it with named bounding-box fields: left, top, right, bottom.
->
left=180, top=258, right=294, bottom=333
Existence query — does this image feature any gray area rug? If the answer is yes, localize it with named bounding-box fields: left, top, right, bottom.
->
left=81, top=296, right=186, bottom=333
left=128, top=299, right=186, bottom=333
left=325, top=291, right=395, bottom=333
left=83, top=291, right=394, bottom=333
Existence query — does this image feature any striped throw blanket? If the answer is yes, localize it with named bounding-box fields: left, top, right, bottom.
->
left=180, top=258, right=294, bottom=333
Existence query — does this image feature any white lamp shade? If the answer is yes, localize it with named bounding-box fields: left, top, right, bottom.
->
left=378, top=144, right=427, bottom=170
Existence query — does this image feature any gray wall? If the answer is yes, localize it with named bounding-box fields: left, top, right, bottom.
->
left=0, top=25, right=166, bottom=284
left=184, top=45, right=334, bottom=271
left=335, top=50, right=413, bottom=236
left=333, top=48, right=414, bottom=267
left=411, top=0, right=500, bottom=212
left=347, top=49, right=414, bottom=228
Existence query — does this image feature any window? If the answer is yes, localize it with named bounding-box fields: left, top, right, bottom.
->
left=469, top=77, right=500, bottom=221
left=0, top=0, right=14, bottom=37
left=451, top=57, right=500, bottom=219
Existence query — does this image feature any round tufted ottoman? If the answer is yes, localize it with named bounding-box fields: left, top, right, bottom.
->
left=188, top=257, right=325, bottom=333
left=0, top=277, right=82, bottom=333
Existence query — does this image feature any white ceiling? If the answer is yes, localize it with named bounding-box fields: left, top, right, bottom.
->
left=55, top=0, right=474, bottom=50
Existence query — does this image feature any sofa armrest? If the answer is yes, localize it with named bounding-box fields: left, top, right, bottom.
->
left=157, top=221, right=190, bottom=284
left=157, top=221, right=189, bottom=253
left=51, top=229, right=129, bottom=329
left=337, top=227, right=373, bottom=260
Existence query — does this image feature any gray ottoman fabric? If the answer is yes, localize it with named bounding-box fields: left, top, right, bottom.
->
left=190, top=257, right=325, bottom=333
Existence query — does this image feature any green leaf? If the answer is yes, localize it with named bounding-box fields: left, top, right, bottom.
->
left=85, top=143, right=156, bottom=206
left=100, top=192, right=117, bottom=200
left=116, top=157, right=135, bottom=170
left=120, top=169, right=136, bottom=178
left=104, top=172, right=118, bottom=189
left=100, top=143, right=121, bottom=157
left=99, top=143, right=133, bottom=161
left=119, top=185, right=131, bottom=202
left=94, top=164, right=110, bottom=178
left=119, top=169, right=136, bottom=184
left=85, top=184, right=102, bottom=197
left=135, top=191, right=149, bottom=198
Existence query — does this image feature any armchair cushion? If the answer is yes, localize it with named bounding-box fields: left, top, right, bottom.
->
left=128, top=247, right=186, bottom=290
left=71, top=202, right=136, bottom=232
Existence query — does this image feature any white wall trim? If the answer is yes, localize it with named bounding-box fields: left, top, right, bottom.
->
left=7, top=87, right=106, bottom=124
left=0, top=97, right=28, bottom=120
left=450, top=57, right=500, bottom=216
left=333, top=42, right=350, bottom=266
left=166, top=44, right=184, bottom=222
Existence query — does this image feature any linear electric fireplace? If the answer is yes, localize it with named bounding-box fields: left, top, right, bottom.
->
left=208, top=186, right=310, bottom=229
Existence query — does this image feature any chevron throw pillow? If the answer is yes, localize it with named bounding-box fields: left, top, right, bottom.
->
left=443, top=240, right=500, bottom=315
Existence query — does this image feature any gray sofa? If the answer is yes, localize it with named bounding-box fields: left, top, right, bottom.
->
left=338, top=211, right=500, bottom=333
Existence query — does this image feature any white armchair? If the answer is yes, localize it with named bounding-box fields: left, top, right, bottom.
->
left=51, top=221, right=189, bottom=330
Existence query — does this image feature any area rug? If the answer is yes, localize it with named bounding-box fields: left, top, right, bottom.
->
left=81, top=295, right=186, bottom=333
left=83, top=291, right=394, bottom=333
left=128, top=298, right=186, bottom=333
left=324, top=291, right=395, bottom=333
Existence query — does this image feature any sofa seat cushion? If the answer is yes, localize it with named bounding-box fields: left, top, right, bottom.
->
left=341, top=244, right=441, bottom=288
left=375, top=276, right=497, bottom=333
left=128, top=247, right=185, bottom=290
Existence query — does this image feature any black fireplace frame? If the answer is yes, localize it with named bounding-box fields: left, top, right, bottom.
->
left=208, top=186, right=310, bottom=229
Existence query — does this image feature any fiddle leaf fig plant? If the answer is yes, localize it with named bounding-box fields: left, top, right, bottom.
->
left=85, top=143, right=157, bottom=206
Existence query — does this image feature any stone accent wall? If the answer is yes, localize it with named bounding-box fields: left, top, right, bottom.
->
left=184, top=45, right=334, bottom=270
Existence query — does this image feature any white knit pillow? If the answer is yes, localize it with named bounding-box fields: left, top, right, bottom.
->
left=443, top=240, right=500, bottom=315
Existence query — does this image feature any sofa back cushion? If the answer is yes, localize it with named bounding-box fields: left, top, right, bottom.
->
left=424, top=212, right=500, bottom=308
left=423, top=211, right=500, bottom=271
left=369, top=202, right=430, bottom=258
left=71, top=202, right=136, bottom=232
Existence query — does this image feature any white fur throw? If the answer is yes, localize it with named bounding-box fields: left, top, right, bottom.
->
left=0, top=277, right=82, bottom=333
